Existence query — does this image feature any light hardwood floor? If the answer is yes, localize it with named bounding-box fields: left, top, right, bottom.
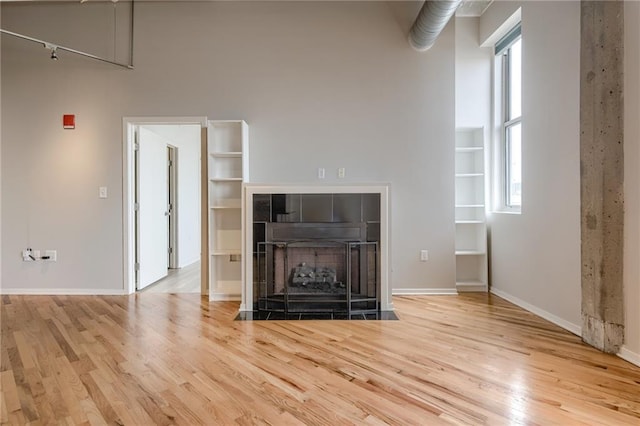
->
left=1, top=293, right=639, bottom=425
left=141, top=261, right=201, bottom=294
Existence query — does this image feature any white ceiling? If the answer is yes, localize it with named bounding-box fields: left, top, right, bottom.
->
left=456, top=0, right=493, bottom=17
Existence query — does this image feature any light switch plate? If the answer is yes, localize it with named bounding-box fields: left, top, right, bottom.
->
left=99, top=187, right=108, bottom=198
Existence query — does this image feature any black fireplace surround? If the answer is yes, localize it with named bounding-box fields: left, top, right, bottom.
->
left=242, top=193, right=395, bottom=320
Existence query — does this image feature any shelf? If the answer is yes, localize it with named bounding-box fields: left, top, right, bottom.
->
left=210, top=151, right=242, bottom=158
left=455, top=127, right=487, bottom=293
left=211, top=199, right=241, bottom=209
left=455, top=173, right=484, bottom=178
left=455, top=250, right=486, bottom=256
left=211, top=250, right=242, bottom=256
left=208, top=120, right=248, bottom=302
left=210, top=177, right=243, bottom=182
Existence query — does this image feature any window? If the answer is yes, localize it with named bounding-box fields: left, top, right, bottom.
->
left=496, top=25, right=522, bottom=211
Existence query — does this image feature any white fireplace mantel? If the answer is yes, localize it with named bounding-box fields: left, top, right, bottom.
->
left=241, top=183, right=392, bottom=312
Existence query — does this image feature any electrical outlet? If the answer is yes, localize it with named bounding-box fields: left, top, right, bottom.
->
left=420, top=250, right=429, bottom=261
left=338, top=167, right=346, bottom=178
left=22, top=249, right=34, bottom=261
left=318, top=168, right=325, bottom=179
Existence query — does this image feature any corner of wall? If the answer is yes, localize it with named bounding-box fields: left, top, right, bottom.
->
left=623, top=0, right=640, bottom=360
left=491, top=287, right=582, bottom=336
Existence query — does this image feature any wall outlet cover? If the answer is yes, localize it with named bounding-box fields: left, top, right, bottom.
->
left=420, top=250, right=429, bottom=261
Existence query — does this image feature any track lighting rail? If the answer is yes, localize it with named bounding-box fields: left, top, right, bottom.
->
left=0, top=0, right=134, bottom=70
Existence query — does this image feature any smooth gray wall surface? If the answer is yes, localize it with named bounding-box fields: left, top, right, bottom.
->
left=1, top=2, right=455, bottom=292
left=481, top=1, right=582, bottom=330
left=455, top=17, right=491, bottom=129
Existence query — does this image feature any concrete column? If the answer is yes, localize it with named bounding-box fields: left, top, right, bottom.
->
left=580, top=0, right=625, bottom=353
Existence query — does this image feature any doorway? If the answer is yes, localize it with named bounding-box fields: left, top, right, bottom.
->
left=168, top=145, right=177, bottom=269
left=123, top=117, right=207, bottom=294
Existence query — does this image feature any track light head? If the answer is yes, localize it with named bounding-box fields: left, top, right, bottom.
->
left=44, top=43, right=58, bottom=61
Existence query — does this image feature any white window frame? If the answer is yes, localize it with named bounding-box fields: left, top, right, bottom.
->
left=493, top=24, right=522, bottom=214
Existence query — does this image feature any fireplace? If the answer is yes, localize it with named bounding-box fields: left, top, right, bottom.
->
left=256, top=222, right=379, bottom=316
left=242, top=185, right=392, bottom=315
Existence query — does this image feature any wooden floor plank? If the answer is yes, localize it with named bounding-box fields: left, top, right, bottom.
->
left=1, top=293, right=640, bottom=425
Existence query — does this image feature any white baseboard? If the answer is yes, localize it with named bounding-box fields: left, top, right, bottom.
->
left=456, top=282, right=488, bottom=293
left=393, top=288, right=458, bottom=296
left=0, top=288, right=129, bottom=295
left=209, top=293, right=241, bottom=302
left=178, top=257, right=200, bottom=269
left=618, top=346, right=640, bottom=367
left=490, top=288, right=582, bottom=336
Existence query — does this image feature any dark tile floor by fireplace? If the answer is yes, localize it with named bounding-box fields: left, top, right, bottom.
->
left=235, top=310, right=399, bottom=321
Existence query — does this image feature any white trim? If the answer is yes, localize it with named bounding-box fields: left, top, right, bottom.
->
left=210, top=293, right=241, bottom=302
left=480, top=7, right=522, bottom=48
left=243, top=183, right=392, bottom=312
left=122, top=116, right=208, bottom=295
left=0, top=288, right=128, bottom=295
left=618, top=346, right=640, bottom=368
left=491, top=210, right=521, bottom=216
left=124, top=117, right=208, bottom=127
left=393, top=288, right=458, bottom=296
left=491, top=288, right=582, bottom=336
left=455, top=282, right=488, bottom=293
left=179, top=257, right=201, bottom=269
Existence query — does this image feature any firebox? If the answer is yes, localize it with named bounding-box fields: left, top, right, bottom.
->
left=250, top=192, right=382, bottom=318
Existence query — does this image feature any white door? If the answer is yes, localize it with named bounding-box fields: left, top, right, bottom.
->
left=137, top=127, right=169, bottom=289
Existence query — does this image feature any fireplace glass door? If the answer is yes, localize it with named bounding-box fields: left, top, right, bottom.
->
left=252, top=192, right=381, bottom=318
left=256, top=240, right=378, bottom=316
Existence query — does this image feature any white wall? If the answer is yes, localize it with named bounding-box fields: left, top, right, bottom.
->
left=622, top=1, right=640, bottom=365
left=1, top=2, right=455, bottom=293
left=480, top=1, right=582, bottom=332
left=455, top=15, right=491, bottom=212
left=145, top=124, right=201, bottom=268
left=455, top=17, right=491, bottom=130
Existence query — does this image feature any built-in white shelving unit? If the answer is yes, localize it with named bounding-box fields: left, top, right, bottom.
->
left=208, top=120, right=248, bottom=301
left=455, top=128, right=488, bottom=292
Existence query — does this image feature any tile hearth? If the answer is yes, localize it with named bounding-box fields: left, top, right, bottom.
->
left=235, top=311, right=398, bottom=321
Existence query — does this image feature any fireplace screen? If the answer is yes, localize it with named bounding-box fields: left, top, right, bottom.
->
left=252, top=193, right=382, bottom=318
left=256, top=239, right=378, bottom=316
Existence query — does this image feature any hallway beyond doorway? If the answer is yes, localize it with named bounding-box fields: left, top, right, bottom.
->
left=140, top=261, right=200, bottom=293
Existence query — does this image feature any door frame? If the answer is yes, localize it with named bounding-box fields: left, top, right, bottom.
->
left=122, top=117, right=207, bottom=295
left=167, top=144, right=178, bottom=269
